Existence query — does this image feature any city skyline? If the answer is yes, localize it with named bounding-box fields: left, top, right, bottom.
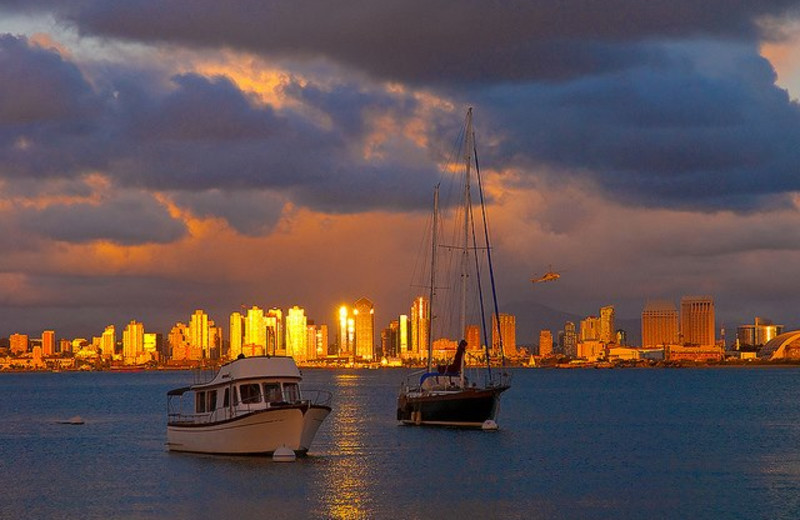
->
left=3, top=5, right=800, bottom=340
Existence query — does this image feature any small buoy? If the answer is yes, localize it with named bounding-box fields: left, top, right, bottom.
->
left=57, top=416, right=85, bottom=425
left=481, top=419, right=498, bottom=431
left=272, top=446, right=296, bottom=462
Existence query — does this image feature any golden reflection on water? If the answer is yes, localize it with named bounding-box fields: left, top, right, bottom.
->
left=319, top=373, right=374, bottom=519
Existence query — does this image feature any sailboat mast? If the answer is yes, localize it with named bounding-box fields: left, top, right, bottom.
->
left=460, top=108, right=473, bottom=342
left=427, top=185, right=439, bottom=373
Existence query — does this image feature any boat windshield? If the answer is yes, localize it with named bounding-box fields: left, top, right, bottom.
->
left=239, top=383, right=261, bottom=404
left=283, top=382, right=300, bottom=402
left=263, top=383, right=282, bottom=403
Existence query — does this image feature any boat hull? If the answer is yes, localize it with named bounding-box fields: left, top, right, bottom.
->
left=396, top=386, right=509, bottom=428
left=167, top=404, right=331, bottom=455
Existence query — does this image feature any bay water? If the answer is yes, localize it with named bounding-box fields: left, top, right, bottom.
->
left=2, top=367, right=800, bottom=519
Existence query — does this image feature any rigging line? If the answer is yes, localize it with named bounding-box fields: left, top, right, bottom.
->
left=474, top=134, right=506, bottom=370
left=468, top=178, right=493, bottom=382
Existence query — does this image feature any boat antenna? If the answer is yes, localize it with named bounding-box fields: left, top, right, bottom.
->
left=473, top=120, right=506, bottom=370
left=427, top=184, right=440, bottom=374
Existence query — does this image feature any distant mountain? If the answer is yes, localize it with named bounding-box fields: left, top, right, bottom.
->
left=503, top=301, right=641, bottom=347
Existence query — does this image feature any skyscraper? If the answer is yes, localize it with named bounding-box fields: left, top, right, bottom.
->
left=580, top=316, right=600, bottom=341
left=122, top=320, right=144, bottom=365
left=641, top=300, right=679, bottom=347
left=492, top=313, right=517, bottom=357
left=286, top=306, right=307, bottom=361
left=9, top=333, right=28, bottom=355
left=189, top=310, right=210, bottom=357
left=599, top=305, right=615, bottom=343
left=338, top=305, right=355, bottom=357
left=539, top=329, right=553, bottom=357
left=680, top=296, right=715, bottom=346
left=229, top=312, right=244, bottom=359
left=245, top=306, right=267, bottom=356
left=562, top=321, right=577, bottom=358
left=101, top=325, right=116, bottom=359
left=410, top=296, right=429, bottom=360
left=41, top=330, right=55, bottom=356
left=168, top=322, right=189, bottom=361
left=399, top=314, right=409, bottom=359
left=353, top=297, right=375, bottom=360
left=267, top=308, right=284, bottom=355
left=465, top=324, right=481, bottom=351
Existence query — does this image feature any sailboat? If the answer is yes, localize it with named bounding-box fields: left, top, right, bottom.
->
left=396, top=108, right=511, bottom=428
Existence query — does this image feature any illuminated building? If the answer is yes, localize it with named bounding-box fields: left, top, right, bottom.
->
left=680, top=296, right=715, bottom=347
left=399, top=315, right=409, bottom=359
left=189, top=310, right=210, bottom=357
left=245, top=306, right=267, bottom=356
left=168, top=323, right=189, bottom=361
left=562, top=321, right=577, bottom=358
left=144, top=333, right=163, bottom=362
left=641, top=300, right=679, bottom=347
left=306, top=324, right=317, bottom=361
left=615, top=329, right=627, bottom=346
left=9, top=333, right=28, bottom=355
left=353, top=297, right=375, bottom=360
left=101, top=325, right=116, bottom=359
left=580, top=316, right=600, bottom=341
left=736, top=317, right=783, bottom=348
left=267, top=308, right=284, bottom=355
left=286, top=306, right=307, bottom=361
left=759, top=331, right=800, bottom=360
left=538, top=330, right=553, bottom=356
left=381, top=324, right=396, bottom=359
left=41, top=330, right=55, bottom=356
left=599, top=305, right=615, bottom=343
left=337, top=305, right=356, bottom=357
left=465, top=324, right=481, bottom=351
left=229, top=312, right=244, bottom=359
left=209, top=323, right=222, bottom=359
left=492, top=313, right=517, bottom=357
left=122, top=320, right=144, bottom=365
left=315, top=324, right=328, bottom=359
left=410, top=297, right=429, bottom=360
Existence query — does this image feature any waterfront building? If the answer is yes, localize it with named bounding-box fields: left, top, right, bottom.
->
left=122, top=320, right=145, bottom=365
left=641, top=300, right=679, bottom=347
left=9, top=333, right=28, bottom=355
left=286, top=306, right=307, bottom=361
left=759, top=331, right=800, bottom=360
left=229, top=312, right=244, bottom=359
left=410, top=297, right=430, bottom=360
left=101, top=325, right=116, bottom=359
left=337, top=306, right=355, bottom=357
left=599, top=306, right=615, bottom=343
left=736, top=317, right=783, bottom=348
left=539, top=329, right=553, bottom=357
left=578, top=340, right=605, bottom=361
left=305, top=323, right=318, bottom=361
left=381, top=324, right=396, bottom=359
left=465, top=324, right=481, bottom=351
left=615, top=329, right=627, bottom=346
left=580, top=316, right=600, bottom=342
left=168, top=323, right=189, bottom=361
left=245, top=306, right=267, bottom=356
left=666, top=344, right=723, bottom=362
left=680, top=296, right=715, bottom=347
left=562, top=321, right=577, bottom=358
left=42, top=330, right=55, bottom=356
left=399, top=315, right=409, bottom=359
left=143, top=333, right=161, bottom=362
left=492, top=313, right=517, bottom=357
left=353, top=297, right=375, bottom=360
left=266, top=308, right=284, bottom=355
left=188, top=310, right=211, bottom=357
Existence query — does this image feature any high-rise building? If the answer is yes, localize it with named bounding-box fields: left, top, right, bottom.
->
left=580, top=316, right=600, bottom=342
left=410, top=297, right=429, bottom=360
left=101, top=325, right=116, bottom=359
left=41, top=330, right=55, bottom=356
left=562, top=321, right=577, bottom=358
left=9, top=333, right=28, bottom=355
left=599, top=305, right=615, bottom=343
left=353, top=297, right=375, bottom=360
left=189, top=310, right=210, bottom=357
left=229, top=312, right=244, bottom=359
left=465, top=324, right=481, bottom=351
left=144, top=333, right=162, bottom=362
left=306, top=323, right=318, bottom=361
left=492, top=313, right=517, bottom=357
left=641, top=300, right=679, bottom=347
left=168, top=323, right=189, bottom=361
left=286, top=306, right=307, bottom=361
left=122, top=320, right=145, bottom=365
left=267, top=308, right=284, bottom=355
left=399, top=314, right=409, bottom=359
left=680, top=296, right=715, bottom=346
left=245, top=306, right=267, bottom=356
left=539, top=329, right=553, bottom=357
left=337, top=305, right=355, bottom=357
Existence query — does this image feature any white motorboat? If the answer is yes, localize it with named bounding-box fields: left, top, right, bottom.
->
left=166, top=356, right=331, bottom=455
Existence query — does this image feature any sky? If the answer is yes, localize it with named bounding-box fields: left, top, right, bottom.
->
left=3, top=1, right=800, bottom=343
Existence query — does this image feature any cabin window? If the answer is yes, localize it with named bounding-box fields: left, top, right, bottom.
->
left=283, top=383, right=300, bottom=403
left=263, top=383, right=282, bottom=403
left=223, top=388, right=230, bottom=407
left=195, top=391, right=206, bottom=413
left=207, top=390, right=217, bottom=411
left=239, top=383, right=262, bottom=404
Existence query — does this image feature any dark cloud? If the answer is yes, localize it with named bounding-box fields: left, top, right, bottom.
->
left=17, top=191, right=187, bottom=245
left=5, top=1, right=800, bottom=83
left=169, top=189, right=286, bottom=236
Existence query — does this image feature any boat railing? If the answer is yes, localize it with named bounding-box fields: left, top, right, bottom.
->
left=303, top=388, right=333, bottom=408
